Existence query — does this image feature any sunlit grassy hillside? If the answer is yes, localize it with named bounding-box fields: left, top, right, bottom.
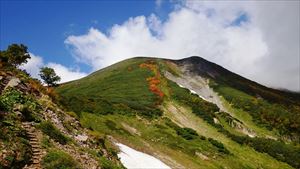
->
left=56, top=57, right=300, bottom=169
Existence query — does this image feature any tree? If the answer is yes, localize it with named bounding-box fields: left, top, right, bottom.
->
left=39, top=67, right=61, bottom=87
left=1, top=44, right=31, bottom=67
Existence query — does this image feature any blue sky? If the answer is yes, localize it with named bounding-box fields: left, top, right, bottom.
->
left=1, top=0, right=172, bottom=72
left=1, top=1, right=299, bottom=91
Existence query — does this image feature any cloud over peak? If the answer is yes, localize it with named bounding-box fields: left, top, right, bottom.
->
left=65, top=1, right=299, bottom=91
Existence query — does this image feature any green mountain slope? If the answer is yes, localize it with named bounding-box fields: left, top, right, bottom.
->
left=56, top=56, right=300, bottom=169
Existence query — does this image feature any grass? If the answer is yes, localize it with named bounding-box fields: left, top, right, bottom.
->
left=220, top=96, right=278, bottom=138
left=80, top=109, right=294, bottom=169
left=166, top=77, right=298, bottom=168
left=211, top=84, right=300, bottom=141
left=38, top=121, right=70, bottom=145
left=163, top=101, right=293, bottom=169
left=80, top=112, right=230, bottom=169
left=99, top=157, right=125, bottom=169
left=56, top=57, right=297, bottom=169
left=56, top=58, right=162, bottom=118
left=42, top=150, right=80, bottom=169
left=0, top=88, right=39, bottom=168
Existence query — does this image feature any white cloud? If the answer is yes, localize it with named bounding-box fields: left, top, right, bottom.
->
left=20, top=53, right=44, bottom=79
left=21, top=53, right=87, bottom=83
left=65, top=1, right=299, bottom=91
left=46, top=63, right=87, bottom=83
left=185, top=1, right=300, bottom=91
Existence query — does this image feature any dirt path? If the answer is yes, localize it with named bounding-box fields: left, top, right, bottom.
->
left=22, top=122, right=44, bottom=169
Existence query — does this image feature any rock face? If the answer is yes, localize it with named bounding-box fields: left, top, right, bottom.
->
left=165, top=66, right=257, bottom=138
left=221, top=113, right=256, bottom=137
left=4, top=77, right=20, bottom=90
left=165, top=71, right=226, bottom=111
left=40, top=101, right=103, bottom=169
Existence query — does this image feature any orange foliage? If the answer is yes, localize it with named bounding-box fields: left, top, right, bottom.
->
left=46, top=87, right=58, bottom=100
left=147, top=77, right=164, bottom=98
left=140, top=61, right=164, bottom=98
left=28, top=79, right=46, bottom=95
left=139, top=63, right=157, bottom=72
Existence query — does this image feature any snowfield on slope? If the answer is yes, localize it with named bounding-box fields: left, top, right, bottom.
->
left=116, top=143, right=171, bottom=169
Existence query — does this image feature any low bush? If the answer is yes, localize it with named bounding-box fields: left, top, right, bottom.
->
left=176, top=127, right=199, bottom=140
left=38, top=121, right=69, bottom=145
left=208, top=138, right=230, bottom=154
left=41, top=136, right=53, bottom=149
left=20, top=105, right=41, bottom=122
left=165, top=118, right=201, bottom=140
left=228, top=134, right=300, bottom=168
left=0, top=89, right=24, bottom=112
left=211, top=84, right=300, bottom=141
left=99, top=157, right=124, bottom=169
left=42, top=150, right=80, bottom=169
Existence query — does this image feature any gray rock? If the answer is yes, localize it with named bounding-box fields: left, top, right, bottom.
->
left=4, top=77, right=20, bottom=90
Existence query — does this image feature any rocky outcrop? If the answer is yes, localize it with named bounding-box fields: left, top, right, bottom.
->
left=165, top=70, right=257, bottom=138
left=4, top=77, right=20, bottom=90
left=52, top=141, right=100, bottom=169
left=0, top=68, right=123, bottom=169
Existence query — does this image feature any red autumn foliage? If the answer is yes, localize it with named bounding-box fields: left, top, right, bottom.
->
left=147, top=77, right=164, bottom=98
left=140, top=61, right=164, bottom=98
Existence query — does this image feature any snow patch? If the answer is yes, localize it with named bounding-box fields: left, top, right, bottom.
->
left=189, top=89, right=197, bottom=94
left=116, top=143, right=171, bottom=169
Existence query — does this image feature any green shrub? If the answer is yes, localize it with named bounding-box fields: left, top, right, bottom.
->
left=99, top=157, right=125, bottom=169
left=56, top=59, right=161, bottom=119
left=0, top=119, right=32, bottom=168
left=38, top=121, right=69, bottom=145
left=20, top=106, right=41, bottom=122
left=42, top=150, right=80, bottom=169
left=228, top=134, right=300, bottom=168
left=0, top=89, right=41, bottom=122
left=176, top=127, right=199, bottom=140
left=0, top=89, right=24, bottom=112
left=208, top=138, right=230, bottom=154
left=165, top=119, right=199, bottom=140
left=104, top=120, right=132, bottom=136
left=200, top=135, right=206, bottom=140
left=41, top=136, right=53, bottom=148
left=212, top=84, right=300, bottom=141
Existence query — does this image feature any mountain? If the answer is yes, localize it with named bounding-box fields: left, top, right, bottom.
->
left=56, top=56, right=300, bottom=169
